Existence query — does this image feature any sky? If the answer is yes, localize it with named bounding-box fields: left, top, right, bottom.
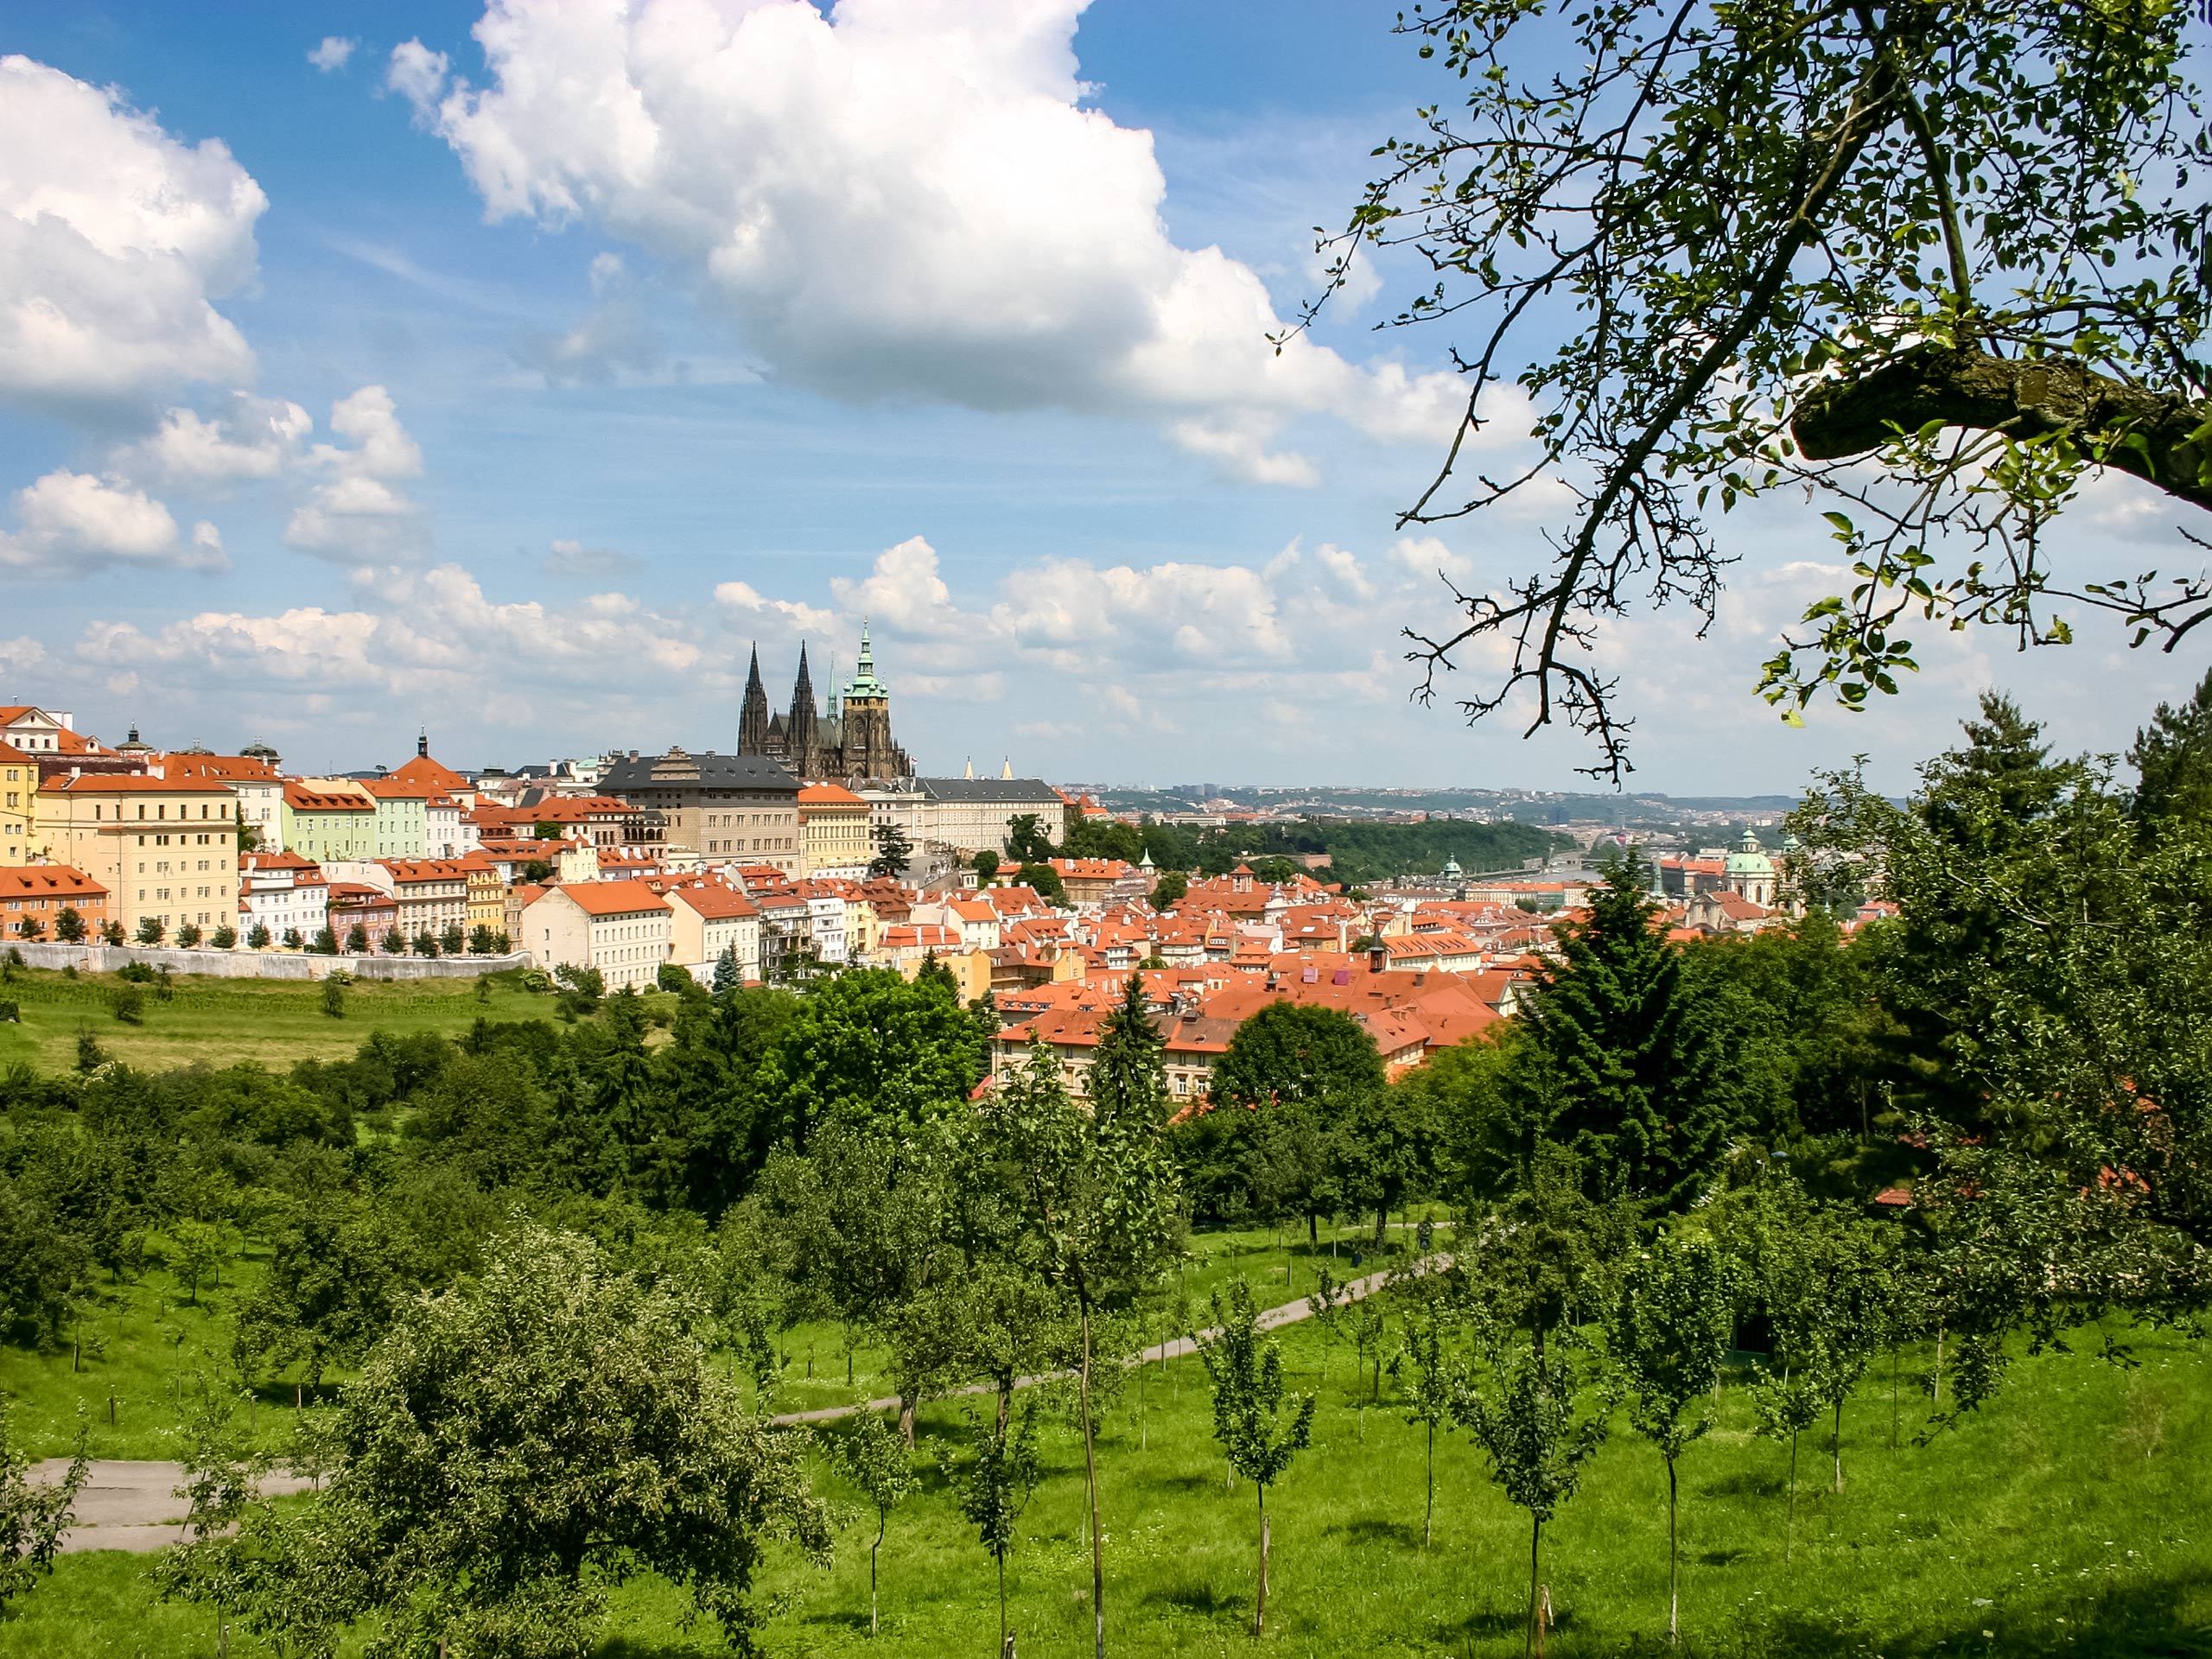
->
left=1, top=0, right=2203, bottom=793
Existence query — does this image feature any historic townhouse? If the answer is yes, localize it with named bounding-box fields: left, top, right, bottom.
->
left=600, top=748, right=801, bottom=875
left=0, top=864, right=110, bottom=939
left=238, top=850, right=329, bottom=945
left=516, top=880, right=673, bottom=990
left=36, top=773, right=242, bottom=940
left=283, top=783, right=377, bottom=862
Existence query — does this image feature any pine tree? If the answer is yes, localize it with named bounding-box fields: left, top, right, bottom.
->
left=711, top=944, right=741, bottom=996
left=2130, top=666, right=2212, bottom=825
left=1512, top=855, right=1737, bottom=1209
left=1088, top=972, right=1167, bottom=1132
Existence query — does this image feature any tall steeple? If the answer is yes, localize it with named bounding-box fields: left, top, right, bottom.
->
left=786, top=641, right=821, bottom=777
left=739, top=643, right=772, bottom=754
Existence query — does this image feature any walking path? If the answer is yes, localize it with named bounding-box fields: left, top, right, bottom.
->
left=35, top=1253, right=1449, bottom=1550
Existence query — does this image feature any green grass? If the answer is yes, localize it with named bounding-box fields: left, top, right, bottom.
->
left=0, top=962, right=557, bottom=1073
left=3, top=1278, right=2207, bottom=1656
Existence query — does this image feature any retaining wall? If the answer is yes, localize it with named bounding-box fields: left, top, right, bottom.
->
left=3, top=942, right=534, bottom=981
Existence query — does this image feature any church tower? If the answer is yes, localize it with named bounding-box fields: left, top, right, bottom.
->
left=838, top=620, right=910, bottom=783
left=738, top=644, right=772, bottom=755
left=786, top=642, right=822, bottom=778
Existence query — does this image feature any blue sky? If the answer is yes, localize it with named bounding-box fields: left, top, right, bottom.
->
left=1, top=1, right=2200, bottom=791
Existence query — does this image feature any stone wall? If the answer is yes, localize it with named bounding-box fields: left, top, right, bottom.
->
left=3, top=942, right=534, bottom=981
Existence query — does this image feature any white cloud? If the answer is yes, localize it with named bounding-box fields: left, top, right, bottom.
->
left=385, top=39, right=451, bottom=113
left=714, top=579, right=838, bottom=639
left=0, top=468, right=226, bottom=576
left=0, top=55, right=265, bottom=417
left=512, top=252, right=665, bottom=385
left=308, top=36, right=359, bottom=73
left=390, top=2, right=1488, bottom=480
left=118, top=394, right=313, bottom=486
left=285, top=386, right=427, bottom=561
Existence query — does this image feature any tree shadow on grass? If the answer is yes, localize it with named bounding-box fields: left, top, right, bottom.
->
left=1331, top=1514, right=1422, bottom=1550
left=1699, top=1467, right=1785, bottom=1499
left=1147, top=1575, right=1245, bottom=1618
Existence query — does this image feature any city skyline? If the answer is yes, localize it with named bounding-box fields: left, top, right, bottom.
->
left=2, top=1, right=2202, bottom=793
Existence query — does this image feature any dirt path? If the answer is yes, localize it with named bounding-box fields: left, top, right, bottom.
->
left=35, top=1253, right=1448, bottom=1549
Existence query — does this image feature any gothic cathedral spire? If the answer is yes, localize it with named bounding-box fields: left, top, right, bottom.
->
left=787, top=641, right=822, bottom=777
left=739, top=643, right=772, bottom=755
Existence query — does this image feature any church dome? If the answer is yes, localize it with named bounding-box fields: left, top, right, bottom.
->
left=1725, top=829, right=1775, bottom=876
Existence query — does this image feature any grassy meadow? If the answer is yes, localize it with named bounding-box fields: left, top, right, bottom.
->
left=2, top=1255, right=2206, bottom=1657
left=0, top=960, right=569, bottom=1073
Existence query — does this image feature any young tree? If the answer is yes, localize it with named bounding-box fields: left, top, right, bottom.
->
left=1607, top=1234, right=1736, bottom=1645
left=135, top=917, right=165, bottom=945
left=321, top=978, right=346, bottom=1021
left=170, top=1219, right=229, bottom=1306
left=467, top=923, right=499, bottom=956
left=343, top=924, right=368, bottom=955
left=150, top=1386, right=261, bottom=1654
left=1019, top=861, right=1066, bottom=904
left=245, top=922, right=270, bottom=950
left=1213, top=1002, right=1388, bottom=1240
left=0, top=1402, right=87, bottom=1612
left=412, top=930, right=439, bottom=958
left=226, top=1224, right=830, bottom=1657
left=1314, top=1, right=2212, bottom=778
left=309, top=927, right=338, bottom=956
left=836, top=1412, right=918, bottom=1638
left=100, top=920, right=125, bottom=947
left=952, top=1399, right=1039, bottom=1659
left=378, top=927, right=404, bottom=955
left=1199, top=1279, right=1316, bottom=1637
left=232, top=1204, right=404, bottom=1396
left=1457, top=1334, right=1609, bottom=1658
left=982, top=1001, right=1181, bottom=1659
left=280, top=928, right=302, bottom=951
left=439, top=922, right=466, bottom=957
left=52, top=906, right=84, bottom=943
left=1006, top=813, right=1053, bottom=863
left=175, top=923, right=202, bottom=949
left=972, top=848, right=1000, bottom=882
left=1390, top=1297, right=1468, bottom=1547
left=209, top=925, right=236, bottom=950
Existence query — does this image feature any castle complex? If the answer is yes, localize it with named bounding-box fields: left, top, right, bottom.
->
left=738, top=624, right=915, bottom=785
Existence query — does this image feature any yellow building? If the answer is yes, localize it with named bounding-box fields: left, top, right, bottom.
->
left=37, top=773, right=242, bottom=941
left=0, top=741, right=31, bottom=857
left=798, top=783, right=874, bottom=878
left=458, top=853, right=506, bottom=938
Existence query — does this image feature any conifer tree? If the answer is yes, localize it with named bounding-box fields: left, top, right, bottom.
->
left=711, top=944, right=741, bottom=996
left=2130, top=666, right=2212, bottom=826
left=1512, top=855, right=1737, bottom=1208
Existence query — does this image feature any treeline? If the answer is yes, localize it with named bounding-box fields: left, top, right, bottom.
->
left=1193, top=817, right=1563, bottom=885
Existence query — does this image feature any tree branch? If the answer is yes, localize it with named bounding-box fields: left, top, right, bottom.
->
left=1793, top=343, right=2212, bottom=513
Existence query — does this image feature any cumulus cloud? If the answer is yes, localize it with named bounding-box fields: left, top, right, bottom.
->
left=388, top=1, right=1492, bottom=481
left=285, top=385, right=427, bottom=561
left=77, top=563, right=701, bottom=710
left=0, top=55, right=265, bottom=418
left=118, top=394, right=313, bottom=486
left=308, top=36, right=359, bottom=73
left=714, top=578, right=836, bottom=638
left=0, top=468, right=226, bottom=576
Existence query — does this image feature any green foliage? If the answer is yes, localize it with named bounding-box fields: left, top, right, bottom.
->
left=1511, top=856, right=1742, bottom=1208
left=1389, top=1297, right=1467, bottom=1546
left=950, top=1398, right=1039, bottom=1655
left=552, top=963, right=603, bottom=1001
left=0, top=1402, right=86, bottom=1611
left=760, top=968, right=985, bottom=1141
left=971, top=849, right=999, bottom=881
left=246, top=922, right=270, bottom=950
left=835, top=1411, right=916, bottom=1637
left=232, top=1200, right=406, bottom=1389
left=51, top=908, right=84, bottom=944
left=439, top=923, right=466, bottom=957
left=111, top=987, right=144, bottom=1026
left=310, top=927, right=339, bottom=956
left=655, top=962, right=690, bottom=993
left=133, top=918, right=164, bottom=946
left=228, top=1224, right=830, bottom=1658
left=411, top=930, right=438, bottom=959
left=0, top=1184, right=91, bottom=1348
left=467, top=924, right=499, bottom=956
left=174, top=925, right=201, bottom=950
left=1147, top=868, right=1187, bottom=909
left=1195, top=817, right=1559, bottom=884
left=320, top=977, right=345, bottom=1020
left=868, top=821, right=914, bottom=880
left=1017, top=860, right=1065, bottom=902
left=208, top=926, right=236, bottom=951
left=1199, top=1277, right=1315, bottom=1636
left=2132, top=666, right=2212, bottom=825
left=1004, top=813, right=1053, bottom=863
left=711, top=944, right=741, bottom=996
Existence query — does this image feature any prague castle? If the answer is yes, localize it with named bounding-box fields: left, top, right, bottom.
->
left=738, top=624, right=915, bottom=785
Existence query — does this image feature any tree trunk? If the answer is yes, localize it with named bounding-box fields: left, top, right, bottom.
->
left=1307, top=1211, right=1318, bottom=1246
left=1255, top=1483, right=1269, bottom=1638
left=1373, top=1205, right=1387, bottom=1247
left=1833, top=1395, right=1845, bottom=1495
left=1080, top=1304, right=1105, bottom=1659
left=898, top=1389, right=918, bottom=1449
left=1526, top=1516, right=1542, bottom=1659
left=1890, top=1347, right=1899, bottom=1449
left=871, top=1520, right=883, bottom=1637
left=1785, top=1430, right=1799, bottom=1564
left=1666, top=1453, right=1679, bottom=1647
left=1424, top=1419, right=1434, bottom=1547
left=997, top=1551, right=1008, bottom=1658
left=1934, top=1327, right=1945, bottom=1408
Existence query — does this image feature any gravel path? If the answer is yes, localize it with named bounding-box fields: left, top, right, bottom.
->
left=34, top=1251, right=1448, bottom=1550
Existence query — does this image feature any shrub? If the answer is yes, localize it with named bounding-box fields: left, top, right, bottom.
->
left=175, top=924, right=203, bottom=949
left=656, top=963, right=691, bottom=993
left=246, top=923, right=271, bottom=950
left=111, top=987, right=145, bottom=1025
left=53, top=906, right=85, bottom=943
left=209, top=926, right=237, bottom=950
left=134, top=918, right=165, bottom=946
left=115, top=962, right=156, bottom=984
left=281, top=929, right=303, bottom=950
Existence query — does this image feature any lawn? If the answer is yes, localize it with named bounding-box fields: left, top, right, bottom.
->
left=0, top=961, right=563, bottom=1073
left=3, top=1274, right=2206, bottom=1657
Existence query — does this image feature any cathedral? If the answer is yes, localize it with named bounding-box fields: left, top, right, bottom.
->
left=738, top=624, right=915, bottom=784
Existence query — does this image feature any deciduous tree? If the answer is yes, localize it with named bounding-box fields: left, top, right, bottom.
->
left=1198, top=1279, right=1316, bottom=1637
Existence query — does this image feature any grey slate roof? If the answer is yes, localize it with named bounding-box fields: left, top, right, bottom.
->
left=916, top=777, right=1065, bottom=804
left=601, top=748, right=798, bottom=793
